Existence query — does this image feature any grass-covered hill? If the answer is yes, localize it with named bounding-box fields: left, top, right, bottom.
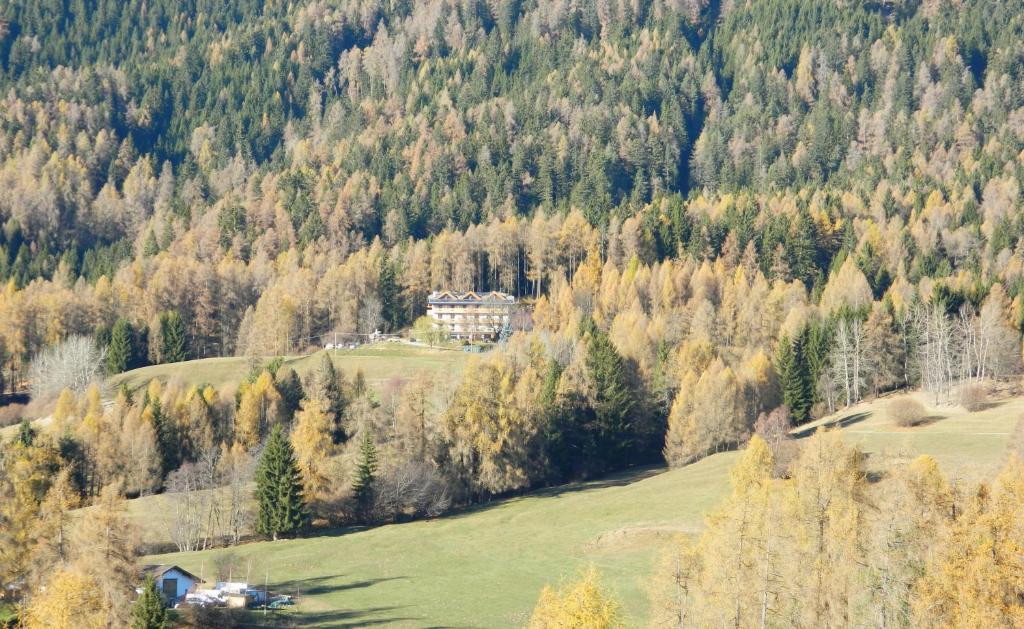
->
left=107, top=344, right=469, bottom=396
left=142, top=389, right=1024, bottom=627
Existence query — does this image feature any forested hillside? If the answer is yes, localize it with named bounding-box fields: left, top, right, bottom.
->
left=3, top=1, right=1024, bottom=626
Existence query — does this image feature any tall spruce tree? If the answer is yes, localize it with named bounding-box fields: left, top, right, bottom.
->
left=312, top=353, right=348, bottom=443
left=800, top=321, right=833, bottom=400
left=132, top=576, right=168, bottom=629
left=255, top=425, right=307, bottom=540
left=149, top=397, right=178, bottom=477
left=143, top=229, right=160, bottom=257
left=352, top=432, right=378, bottom=518
left=275, top=367, right=305, bottom=419
left=378, top=255, right=401, bottom=332
left=583, top=318, right=641, bottom=470
left=106, top=318, right=134, bottom=374
left=787, top=211, right=819, bottom=289
left=776, top=335, right=812, bottom=424
left=159, top=311, right=188, bottom=363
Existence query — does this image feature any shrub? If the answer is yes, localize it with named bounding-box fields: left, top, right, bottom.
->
left=373, top=461, right=452, bottom=522
left=0, top=403, right=26, bottom=428
left=959, top=383, right=988, bottom=412
left=889, top=398, right=928, bottom=427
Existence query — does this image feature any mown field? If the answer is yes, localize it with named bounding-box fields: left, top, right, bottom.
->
left=144, top=389, right=1024, bottom=628
left=107, top=344, right=470, bottom=396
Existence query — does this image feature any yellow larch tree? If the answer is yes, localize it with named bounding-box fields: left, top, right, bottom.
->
left=913, top=456, right=1024, bottom=627
left=529, top=567, right=622, bottom=629
left=291, top=396, right=335, bottom=500
left=23, top=569, right=107, bottom=629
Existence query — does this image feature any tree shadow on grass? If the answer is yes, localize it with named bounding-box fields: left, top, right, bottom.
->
left=273, top=575, right=408, bottom=598
left=438, top=465, right=665, bottom=522
left=535, top=465, right=664, bottom=498
left=903, top=414, right=945, bottom=428
left=241, top=605, right=419, bottom=628
left=792, top=412, right=872, bottom=439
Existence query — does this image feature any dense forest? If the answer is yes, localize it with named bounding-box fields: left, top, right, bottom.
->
left=3, top=0, right=1024, bottom=626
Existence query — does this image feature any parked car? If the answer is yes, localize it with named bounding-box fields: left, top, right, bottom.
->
left=268, top=596, right=295, bottom=610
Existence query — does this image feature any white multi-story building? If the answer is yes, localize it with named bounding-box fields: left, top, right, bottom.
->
left=426, top=291, right=516, bottom=340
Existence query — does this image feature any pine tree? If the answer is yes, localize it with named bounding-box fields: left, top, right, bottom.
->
left=378, top=255, right=401, bottom=332
left=312, top=353, right=347, bottom=443
left=146, top=398, right=178, bottom=478
left=787, top=211, right=818, bottom=289
left=159, top=311, right=187, bottom=363
left=254, top=425, right=307, bottom=540
left=131, top=576, right=167, bottom=629
left=143, top=230, right=160, bottom=257
left=16, top=418, right=36, bottom=446
left=776, top=335, right=812, bottom=424
left=275, top=367, right=305, bottom=419
left=106, top=318, right=134, bottom=374
left=584, top=321, right=640, bottom=469
left=352, top=432, right=378, bottom=518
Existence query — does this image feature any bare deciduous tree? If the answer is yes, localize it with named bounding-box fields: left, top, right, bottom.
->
left=166, top=462, right=210, bottom=552
left=373, top=461, right=451, bottom=521
left=915, top=305, right=957, bottom=405
left=28, top=336, right=106, bottom=401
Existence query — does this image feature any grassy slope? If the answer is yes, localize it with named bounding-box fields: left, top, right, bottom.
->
left=108, top=344, right=469, bottom=395
left=144, top=389, right=1024, bottom=628
left=149, top=456, right=735, bottom=628
left=799, top=389, right=1023, bottom=483
left=1, top=344, right=468, bottom=442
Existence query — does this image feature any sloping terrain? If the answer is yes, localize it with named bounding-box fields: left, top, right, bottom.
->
left=107, top=344, right=469, bottom=395
left=145, top=389, right=1024, bottom=627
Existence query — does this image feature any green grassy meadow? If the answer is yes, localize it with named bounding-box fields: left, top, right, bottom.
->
left=148, top=455, right=735, bottom=628
left=108, top=344, right=470, bottom=396
left=799, top=389, right=1024, bottom=483
left=143, top=388, right=1024, bottom=628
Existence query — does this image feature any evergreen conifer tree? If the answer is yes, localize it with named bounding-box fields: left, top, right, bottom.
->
left=143, top=230, right=160, bottom=257
left=159, top=311, right=188, bottom=363
left=16, top=418, right=35, bottom=446
left=132, top=576, right=167, bottom=629
left=583, top=319, right=641, bottom=470
left=352, top=432, right=378, bottom=518
left=255, top=425, right=307, bottom=540
left=776, top=335, right=812, bottom=424
left=313, top=353, right=347, bottom=443
left=149, top=398, right=179, bottom=477
left=275, top=367, right=305, bottom=419
left=787, top=211, right=818, bottom=289
left=106, top=318, right=134, bottom=374
left=378, top=256, right=401, bottom=332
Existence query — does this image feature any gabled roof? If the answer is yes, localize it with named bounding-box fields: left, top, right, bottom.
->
left=428, top=290, right=515, bottom=304
left=140, top=564, right=202, bottom=582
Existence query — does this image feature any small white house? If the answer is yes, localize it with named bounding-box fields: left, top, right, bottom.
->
left=140, top=565, right=200, bottom=605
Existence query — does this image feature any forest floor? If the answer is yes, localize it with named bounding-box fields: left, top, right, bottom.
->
left=143, top=387, right=1024, bottom=628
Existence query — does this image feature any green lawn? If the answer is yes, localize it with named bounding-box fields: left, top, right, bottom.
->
left=108, top=344, right=470, bottom=397
left=142, top=389, right=1024, bottom=628
left=797, top=390, right=1024, bottom=483
left=147, top=456, right=736, bottom=628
